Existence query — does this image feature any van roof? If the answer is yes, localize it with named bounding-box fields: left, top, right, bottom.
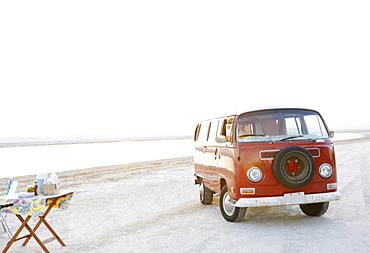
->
left=240, top=106, right=318, bottom=114
left=199, top=107, right=319, bottom=122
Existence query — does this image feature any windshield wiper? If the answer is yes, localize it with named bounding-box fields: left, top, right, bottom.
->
left=238, top=134, right=266, bottom=138
left=278, top=135, right=314, bottom=142
left=279, top=135, right=303, bottom=141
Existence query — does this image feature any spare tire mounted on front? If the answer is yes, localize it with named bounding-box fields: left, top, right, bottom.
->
left=273, top=146, right=315, bottom=189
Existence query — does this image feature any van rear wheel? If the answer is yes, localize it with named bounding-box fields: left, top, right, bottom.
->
left=220, top=186, right=246, bottom=222
left=300, top=202, right=329, bottom=216
left=199, top=182, right=213, bottom=205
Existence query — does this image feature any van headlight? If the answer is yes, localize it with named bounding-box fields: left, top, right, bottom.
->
left=319, top=163, right=333, bottom=178
left=247, top=167, right=263, bottom=182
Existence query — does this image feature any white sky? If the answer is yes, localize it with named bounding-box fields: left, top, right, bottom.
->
left=1, top=1, right=369, bottom=138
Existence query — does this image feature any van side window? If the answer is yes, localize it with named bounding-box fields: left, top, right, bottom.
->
left=220, top=119, right=233, bottom=142
left=221, top=120, right=227, bottom=136
left=221, top=118, right=233, bottom=142
left=208, top=121, right=219, bottom=142
left=194, top=124, right=201, bottom=141
left=198, top=122, right=210, bottom=142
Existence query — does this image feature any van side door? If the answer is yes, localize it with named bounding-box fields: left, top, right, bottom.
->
left=194, top=121, right=210, bottom=176
left=216, top=117, right=236, bottom=188
left=203, top=119, right=220, bottom=191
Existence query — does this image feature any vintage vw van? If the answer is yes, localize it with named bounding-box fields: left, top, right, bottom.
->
left=194, top=108, right=341, bottom=222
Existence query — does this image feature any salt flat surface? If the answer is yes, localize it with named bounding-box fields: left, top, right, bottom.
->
left=0, top=139, right=193, bottom=178
left=332, top=133, right=363, bottom=141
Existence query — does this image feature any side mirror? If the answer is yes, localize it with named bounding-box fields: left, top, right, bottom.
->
left=329, top=130, right=335, bottom=138
left=216, top=135, right=227, bottom=143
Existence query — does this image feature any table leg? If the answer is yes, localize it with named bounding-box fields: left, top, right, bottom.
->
left=39, top=216, right=66, bottom=246
left=2, top=215, right=50, bottom=253
left=2, top=215, right=31, bottom=253
left=17, top=215, right=50, bottom=253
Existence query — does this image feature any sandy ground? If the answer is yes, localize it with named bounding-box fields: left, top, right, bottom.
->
left=1, top=133, right=370, bottom=252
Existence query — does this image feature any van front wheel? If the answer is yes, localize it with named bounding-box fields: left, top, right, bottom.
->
left=220, top=186, right=247, bottom=222
left=300, top=202, right=329, bottom=216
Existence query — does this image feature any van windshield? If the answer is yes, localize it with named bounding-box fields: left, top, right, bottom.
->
left=236, top=109, right=329, bottom=143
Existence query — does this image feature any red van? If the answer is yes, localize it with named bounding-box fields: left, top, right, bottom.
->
left=194, top=108, right=341, bottom=222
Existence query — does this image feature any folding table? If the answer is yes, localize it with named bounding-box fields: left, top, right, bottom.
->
left=0, top=191, right=74, bottom=253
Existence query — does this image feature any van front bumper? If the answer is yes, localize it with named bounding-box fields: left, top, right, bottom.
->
left=234, top=191, right=341, bottom=208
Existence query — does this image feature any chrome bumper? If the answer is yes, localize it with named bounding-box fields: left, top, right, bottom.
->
left=234, top=191, right=341, bottom=208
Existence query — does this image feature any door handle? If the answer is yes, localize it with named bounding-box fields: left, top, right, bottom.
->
left=214, top=149, right=219, bottom=160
